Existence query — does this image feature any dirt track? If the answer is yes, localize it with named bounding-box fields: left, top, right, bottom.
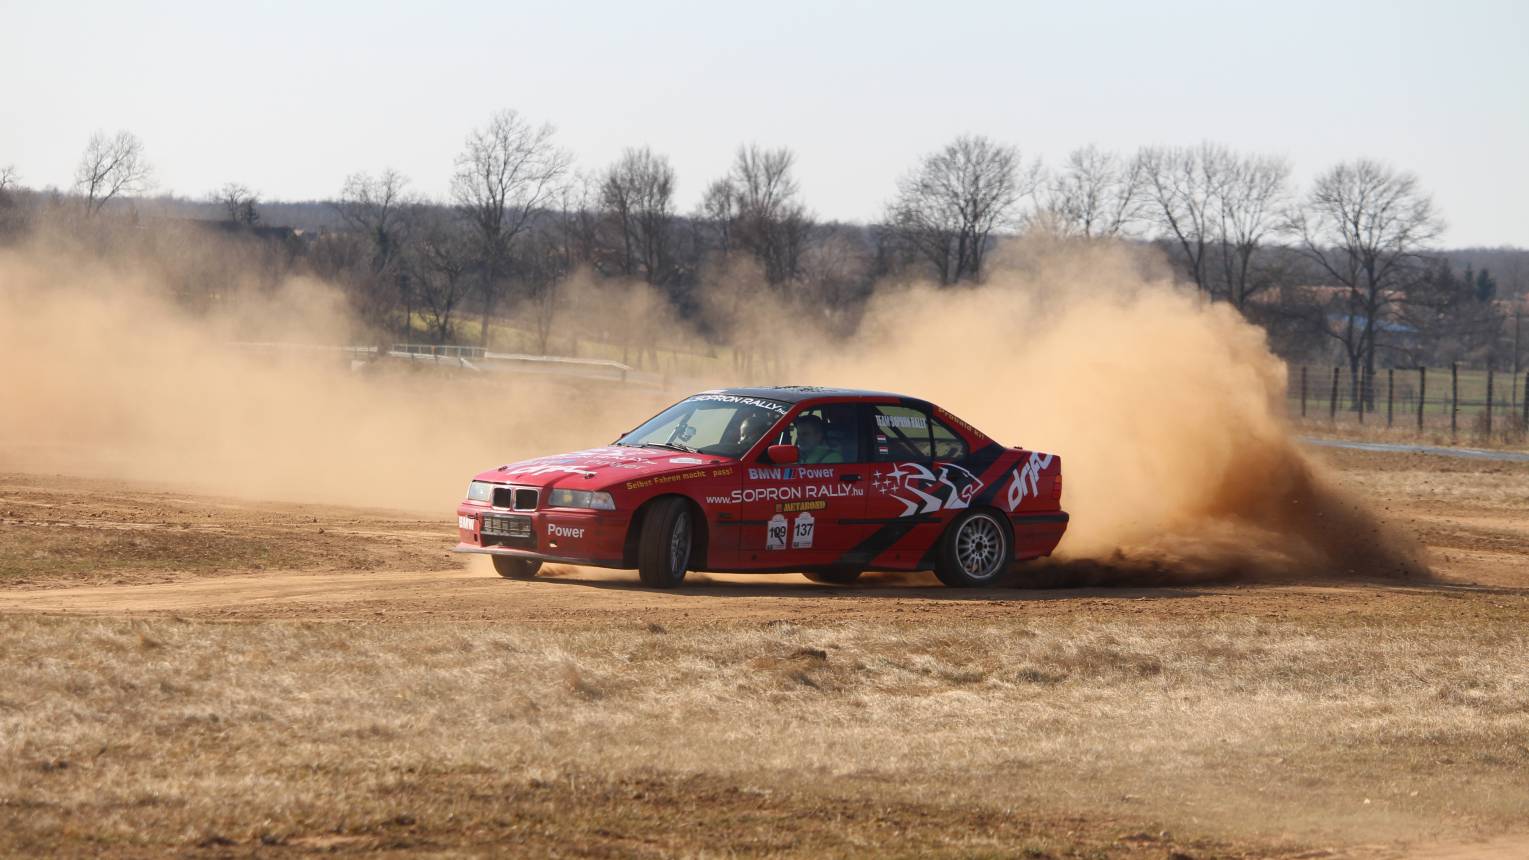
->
left=4, top=444, right=1527, bottom=620
left=2, top=445, right=1528, bottom=859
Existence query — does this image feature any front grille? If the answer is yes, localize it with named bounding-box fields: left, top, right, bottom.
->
left=480, top=513, right=534, bottom=549
left=482, top=513, right=532, bottom=537
left=491, top=486, right=539, bottom=511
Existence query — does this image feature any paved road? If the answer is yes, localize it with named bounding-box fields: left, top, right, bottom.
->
left=1302, top=436, right=1529, bottom=463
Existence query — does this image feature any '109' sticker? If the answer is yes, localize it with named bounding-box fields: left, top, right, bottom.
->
left=766, top=512, right=815, bottom=550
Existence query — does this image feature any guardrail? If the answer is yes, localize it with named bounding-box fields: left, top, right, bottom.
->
left=230, top=341, right=668, bottom=388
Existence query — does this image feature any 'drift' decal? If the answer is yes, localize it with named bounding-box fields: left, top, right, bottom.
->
left=871, top=462, right=984, bottom=517
left=1005, top=453, right=1056, bottom=511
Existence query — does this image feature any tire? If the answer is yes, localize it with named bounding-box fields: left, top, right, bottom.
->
left=637, top=497, right=693, bottom=588
left=492, top=556, right=542, bottom=580
left=803, top=568, right=862, bottom=585
left=933, top=509, right=1011, bottom=587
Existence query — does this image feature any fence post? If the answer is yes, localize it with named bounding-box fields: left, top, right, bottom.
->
left=1358, top=366, right=1367, bottom=425
left=1524, top=372, right=1529, bottom=428
left=1451, top=362, right=1459, bottom=441
left=1387, top=368, right=1394, bottom=428
left=1300, top=365, right=1308, bottom=418
left=1418, top=367, right=1427, bottom=431
left=1330, top=366, right=1340, bottom=422
left=1486, top=368, right=1494, bottom=439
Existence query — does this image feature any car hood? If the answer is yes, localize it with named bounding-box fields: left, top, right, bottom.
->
left=473, top=446, right=734, bottom=490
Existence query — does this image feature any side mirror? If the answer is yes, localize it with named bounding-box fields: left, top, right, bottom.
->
left=766, top=444, right=800, bottom=464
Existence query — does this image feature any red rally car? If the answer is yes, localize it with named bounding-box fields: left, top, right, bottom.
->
left=454, top=387, right=1067, bottom=588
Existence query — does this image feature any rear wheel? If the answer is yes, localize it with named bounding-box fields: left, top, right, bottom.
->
left=491, top=556, right=542, bottom=580
left=803, top=568, right=862, bottom=585
left=637, top=498, right=692, bottom=588
left=933, top=510, right=1011, bottom=587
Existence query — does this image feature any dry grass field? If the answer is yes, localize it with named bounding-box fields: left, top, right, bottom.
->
left=2, top=446, right=1528, bottom=859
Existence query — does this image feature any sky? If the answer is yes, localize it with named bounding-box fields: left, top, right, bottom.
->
left=3, top=0, right=1526, bottom=246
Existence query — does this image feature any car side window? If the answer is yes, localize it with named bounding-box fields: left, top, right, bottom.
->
left=775, top=405, right=861, bottom=463
left=869, top=405, right=933, bottom=461
left=930, top=416, right=968, bottom=460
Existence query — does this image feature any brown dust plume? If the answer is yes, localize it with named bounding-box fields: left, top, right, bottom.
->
left=0, top=228, right=1425, bottom=583
left=797, top=236, right=1428, bottom=584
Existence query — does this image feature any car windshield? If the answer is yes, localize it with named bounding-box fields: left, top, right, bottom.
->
left=616, top=394, right=789, bottom=458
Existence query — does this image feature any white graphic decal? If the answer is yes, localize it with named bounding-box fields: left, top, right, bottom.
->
left=499, top=447, right=652, bottom=477
left=500, top=463, right=596, bottom=478
left=871, top=462, right=985, bottom=517
left=875, top=413, right=927, bottom=430
left=709, top=483, right=863, bottom=505
left=547, top=523, right=586, bottom=539
left=748, top=466, right=836, bottom=481
left=766, top=514, right=788, bottom=550
left=457, top=515, right=475, bottom=530
left=791, top=511, right=815, bottom=549
left=1005, top=453, right=1056, bottom=511
left=686, top=394, right=790, bottom=415
left=669, top=457, right=704, bottom=465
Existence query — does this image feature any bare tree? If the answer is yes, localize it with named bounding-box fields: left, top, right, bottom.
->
left=411, top=209, right=475, bottom=344
left=1138, top=143, right=1233, bottom=294
left=1288, top=159, right=1443, bottom=402
left=74, top=130, right=151, bottom=214
left=888, top=135, right=1039, bottom=284
left=1213, top=154, right=1291, bottom=309
left=0, top=166, right=18, bottom=218
left=698, top=177, right=738, bottom=256
left=550, top=173, right=600, bottom=275
left=521, top=229, right=567, bottom=356
left=451, top=109, right=571, bottom=347
left=1038, top=145, right=1144, bottom=239
left=336, top=169, right=411, bottom=275
left=599, top=147, right=676, bottom=284
left=522, top=179, right=599, bottom=354
left=710, top=145, right=811, bottom=287
left=798, top=226, right=873, bottom=333
left=214, top=182, right=260, bottom=226
left=335, top=169, right=414, bottom=338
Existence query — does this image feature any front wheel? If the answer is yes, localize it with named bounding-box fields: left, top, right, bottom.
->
left=492, top=556, right=542, bottom=579
left=933, top=510, right=1011, bottom=587
left=637, top=498, right=693, bottom=588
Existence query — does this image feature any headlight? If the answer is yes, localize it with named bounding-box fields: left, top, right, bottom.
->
left=466, top=481, right=494, bottom=503
left=548, top=489, right=616, bottom=510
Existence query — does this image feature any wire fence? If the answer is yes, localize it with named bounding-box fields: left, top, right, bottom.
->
left=1287, top=364, right=1529, bottom=443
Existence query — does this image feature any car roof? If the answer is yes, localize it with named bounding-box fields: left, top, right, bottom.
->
left=705, top=386, right=927, bottom=405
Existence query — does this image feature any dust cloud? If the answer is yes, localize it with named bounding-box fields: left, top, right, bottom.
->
left=798, top=235, right=1427, bottom=583
left=0, top=224, right=1425, bottom=582
left=0, top=233, right=673, bottom=513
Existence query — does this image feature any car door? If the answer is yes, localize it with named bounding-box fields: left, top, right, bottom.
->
left=858, top=403, right=978, bottom=567
left=736, top=403, right=869, bottom=566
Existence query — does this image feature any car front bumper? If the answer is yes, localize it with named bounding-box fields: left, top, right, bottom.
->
left=453, top=504, right=628, bottom=567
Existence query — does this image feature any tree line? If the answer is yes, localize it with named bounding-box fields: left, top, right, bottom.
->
left=1, top=116, right=1525, bottom=381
